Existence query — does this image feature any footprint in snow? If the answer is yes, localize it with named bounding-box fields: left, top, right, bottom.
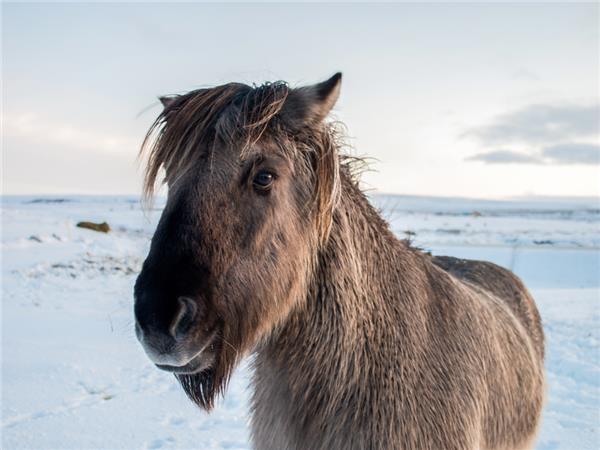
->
left=145, top=436, right=175, bottom=449
left=162, top=415, right=186, bottom=427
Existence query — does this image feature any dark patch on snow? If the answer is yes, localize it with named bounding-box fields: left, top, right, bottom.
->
left=436, top=228, right=462, bottom=235
left=26, top=198, right=74, bottom=204
left=534, top=240, right=555, bottom=246
left=18, top=254, right=142, bottom=279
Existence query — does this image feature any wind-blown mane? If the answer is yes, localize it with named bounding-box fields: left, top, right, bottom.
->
left=140, top=80, right=342, bottom=244
left=140, top=81, right=290, bottom=199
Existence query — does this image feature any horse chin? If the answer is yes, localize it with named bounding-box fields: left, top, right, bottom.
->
left=174, top=333, right=232, bottom=411
left=176, top=368, right=218, bottom=411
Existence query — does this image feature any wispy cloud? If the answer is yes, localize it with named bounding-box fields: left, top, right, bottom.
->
left=3, top=113, right=139, bottom=154
left=542, top=143, right=600, bottom=165
left=466, top=150, right=542, bottom=164
left=464, top=102, right=599, bottom=166
left=464, top=103, right=598, bottom=145
left=467, top=143, right=600, bottom=166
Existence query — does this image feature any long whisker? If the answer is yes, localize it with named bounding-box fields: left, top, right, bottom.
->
left=220, top=336, right=239, bottom=358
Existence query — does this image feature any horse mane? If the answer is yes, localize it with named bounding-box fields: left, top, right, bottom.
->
left=140, top=81, right=290, bottom=200
left=139, top=80, right=358, bottom=245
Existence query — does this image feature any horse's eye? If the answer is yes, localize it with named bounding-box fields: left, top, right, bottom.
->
left=253, top=171, right=275, bottom=191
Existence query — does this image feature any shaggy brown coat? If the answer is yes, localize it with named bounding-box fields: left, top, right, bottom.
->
left=250, top=176, right=545, bottom=450
left=137, top=73, right=545, bottom=450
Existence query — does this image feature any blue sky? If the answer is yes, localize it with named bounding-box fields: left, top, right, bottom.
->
left=3, top=2, right=598, bottom=198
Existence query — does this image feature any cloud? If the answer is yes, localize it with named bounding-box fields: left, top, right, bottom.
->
left=464, top=103, right=599, bottom=145
left=464, top=101, right=599, bottom=166
left=466, top=150, right=542, bottom=164
left=3, top=113, right=139, bottom=154
left=542, top=143, right=600, bottom=165
left=467, top=143, right=600, bottom=166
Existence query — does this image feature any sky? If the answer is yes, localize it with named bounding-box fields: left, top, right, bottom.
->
left=2, top=2, right=599, bottom=198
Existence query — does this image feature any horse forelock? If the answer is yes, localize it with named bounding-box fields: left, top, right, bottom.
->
left=139, top=80, right=352, bottom=246
left=140, top=81, right=291, bottom=201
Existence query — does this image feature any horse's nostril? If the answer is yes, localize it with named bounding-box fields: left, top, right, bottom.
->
left=170, top=296, right=198, bottom=340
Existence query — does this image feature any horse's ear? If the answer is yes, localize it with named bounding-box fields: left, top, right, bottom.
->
left=159, top=95, right=179, bottom=109
left=283, top=73, right=342, bottom=126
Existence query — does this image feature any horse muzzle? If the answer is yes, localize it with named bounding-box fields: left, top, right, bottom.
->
left=135, top=296, right=217, bottom=373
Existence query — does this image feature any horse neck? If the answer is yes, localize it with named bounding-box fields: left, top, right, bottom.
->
left=253, top=175, right=429, bottom=437
left=307, top=173, right=422, bottom=327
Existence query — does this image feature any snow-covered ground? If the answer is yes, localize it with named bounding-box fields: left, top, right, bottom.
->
left=2, top=195, right=598, bottom=449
